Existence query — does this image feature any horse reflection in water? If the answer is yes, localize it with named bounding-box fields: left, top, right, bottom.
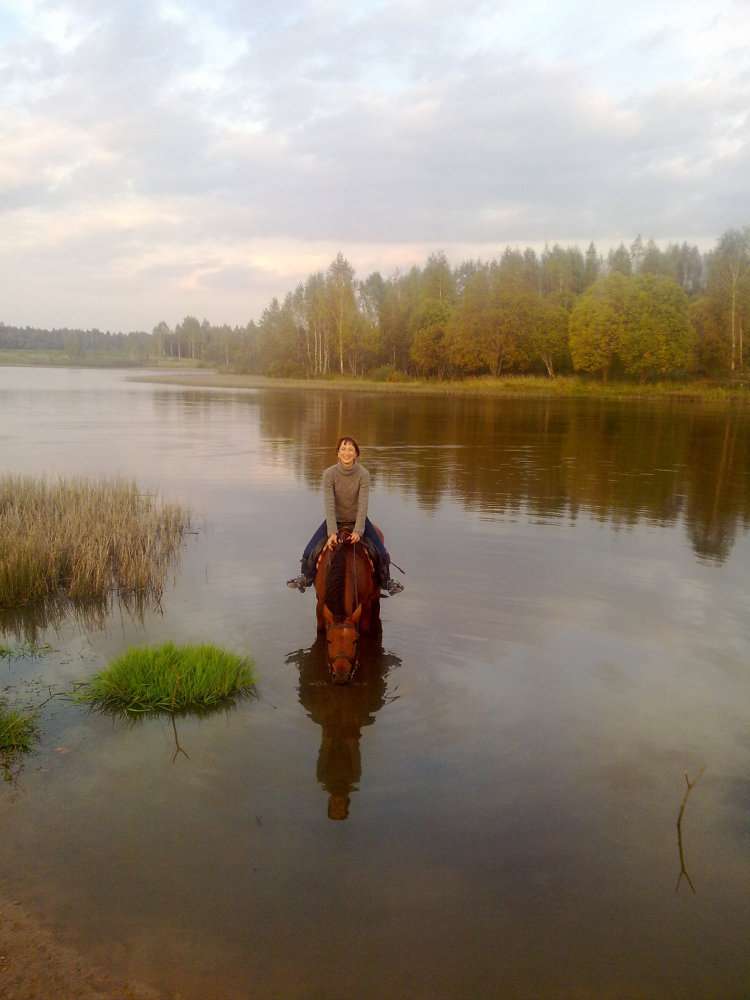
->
left=287, top=634, right=401, bottom=820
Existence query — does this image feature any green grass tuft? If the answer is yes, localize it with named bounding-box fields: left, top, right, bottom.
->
left=77, top=642, right=257, bottom=716
left=0, top=704, right=38, bottom=758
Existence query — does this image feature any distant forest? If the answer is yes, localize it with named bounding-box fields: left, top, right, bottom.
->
left=3, top=228, right=749, bottom=381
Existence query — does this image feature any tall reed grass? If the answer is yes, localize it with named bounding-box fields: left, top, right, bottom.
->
left=0, top=474, right=190, bottom=607
left=77, top=642, right=257, bottom=715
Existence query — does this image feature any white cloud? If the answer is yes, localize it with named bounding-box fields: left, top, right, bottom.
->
left=0, top=0, right=748, bottom=330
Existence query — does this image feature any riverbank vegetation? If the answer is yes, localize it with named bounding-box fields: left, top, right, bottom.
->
left=137, top=370, right=750, bottom=403
left=2, top=228, right=748, bottom=385
left=76, top=642, right=256, bottom=715
left=0, top=475, right=190, bottom=607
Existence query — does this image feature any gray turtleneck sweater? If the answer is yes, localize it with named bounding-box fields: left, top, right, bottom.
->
left=323, top=461, right=370, bottom=537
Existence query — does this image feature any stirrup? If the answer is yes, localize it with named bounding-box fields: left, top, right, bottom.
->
left=386, top=579, right=404, bottom=595
left=287, top=574, right=311, bottom=591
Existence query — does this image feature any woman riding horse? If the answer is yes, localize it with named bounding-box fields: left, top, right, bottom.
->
left=287, top=436, right=403, bottom=596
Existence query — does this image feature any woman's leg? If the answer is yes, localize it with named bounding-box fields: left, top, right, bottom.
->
left=302, top=522, right=328, bottom=562
left=288, top=522, right=328, bottom=589
left=363, top=519, right=403, bottom=593
left=363, top=518, right=388, bottom=566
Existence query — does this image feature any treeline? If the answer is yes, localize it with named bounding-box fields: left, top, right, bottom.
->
left=0, top=325, right=151, bottom=362
left=3, top=228, right=749, bottom=381
left=240, top=229, right=748, bottom=382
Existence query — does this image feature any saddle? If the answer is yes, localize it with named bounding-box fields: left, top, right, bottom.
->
left=305, top=525, right=381, bottom=583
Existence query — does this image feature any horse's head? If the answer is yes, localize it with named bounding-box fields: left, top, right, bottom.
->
left=323, top=603, right=362, bottom=683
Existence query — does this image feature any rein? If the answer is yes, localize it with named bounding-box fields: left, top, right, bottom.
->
left=325, top=535, right=361, bottom=671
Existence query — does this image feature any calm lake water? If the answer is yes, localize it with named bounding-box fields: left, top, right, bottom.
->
left=1, top=366, right=749, bottom=1000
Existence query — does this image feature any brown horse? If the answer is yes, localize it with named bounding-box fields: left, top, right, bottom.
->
left=314, top=525, right=381, bottom=683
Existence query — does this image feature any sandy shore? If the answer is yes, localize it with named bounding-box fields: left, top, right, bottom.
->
left=0, top=893, right=165, bottom=1000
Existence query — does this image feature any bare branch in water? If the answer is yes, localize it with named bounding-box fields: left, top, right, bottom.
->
left=171, top=714, right=190, bottom=764
left=675, top=765, right=706, bottom=893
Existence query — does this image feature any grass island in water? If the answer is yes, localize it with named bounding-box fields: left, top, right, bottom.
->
left=77, top=642, right=257, bottom=716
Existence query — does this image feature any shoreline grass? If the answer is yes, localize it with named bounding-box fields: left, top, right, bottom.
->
left=134, top=371, right=750, bottom=403
left=0, top=475, right=190, bottom=608
left=76, top=642, right=257, bottom=716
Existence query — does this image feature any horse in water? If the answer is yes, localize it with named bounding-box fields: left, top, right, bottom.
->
left=314, top=525, right=381, bottom=683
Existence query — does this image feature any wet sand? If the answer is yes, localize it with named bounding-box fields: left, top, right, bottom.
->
left=0, top=893, right=164, bottom=1000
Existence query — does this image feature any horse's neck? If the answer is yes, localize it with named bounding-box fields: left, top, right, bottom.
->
left=346, top=545, right=358, bottom=609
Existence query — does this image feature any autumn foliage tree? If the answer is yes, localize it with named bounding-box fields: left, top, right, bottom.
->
left=620, top=274, right=694, bottom=381
left=568, top=273, right=627, bottom=380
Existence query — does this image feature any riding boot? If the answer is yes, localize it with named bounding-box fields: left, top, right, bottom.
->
left=287, top=559, right=314, bottom=591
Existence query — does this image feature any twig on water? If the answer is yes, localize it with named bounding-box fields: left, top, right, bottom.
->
left=675, top=765, right=706, bottom=894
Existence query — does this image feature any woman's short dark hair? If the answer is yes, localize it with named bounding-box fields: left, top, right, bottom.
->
left=336, top=436, right=360, bottom=456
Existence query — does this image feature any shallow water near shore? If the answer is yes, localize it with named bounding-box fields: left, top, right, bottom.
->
left=1, top=366, right=749, bottom=999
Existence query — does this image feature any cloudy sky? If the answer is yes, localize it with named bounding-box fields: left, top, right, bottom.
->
left=1, top=0, right=748, bottom=333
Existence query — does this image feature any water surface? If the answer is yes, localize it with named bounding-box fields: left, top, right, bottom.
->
left=0, top=367, right=748, bottom=999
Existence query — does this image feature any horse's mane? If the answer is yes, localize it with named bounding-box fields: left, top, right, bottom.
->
left=325, top=544, right=349, bottom=619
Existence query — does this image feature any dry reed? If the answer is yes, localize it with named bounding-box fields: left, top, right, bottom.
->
left=0, top=474, right=190, bottom=607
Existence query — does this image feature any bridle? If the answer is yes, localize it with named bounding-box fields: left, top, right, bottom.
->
left=326, top=621, right=360, bottom=670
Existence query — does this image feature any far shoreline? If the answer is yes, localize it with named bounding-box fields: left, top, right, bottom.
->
left=132, top=369, right=750, bottom=403
left=1, top=353, right=747, bottom=402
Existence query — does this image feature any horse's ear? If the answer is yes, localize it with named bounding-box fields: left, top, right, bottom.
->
left=351, top=604, right=362, bottom=623
left=323, top=605, right=334, bottom=625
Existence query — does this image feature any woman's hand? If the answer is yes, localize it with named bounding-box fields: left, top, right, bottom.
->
left=325, top=533, right=338, bottom=550
left=349, top=532, right=361, bottom=544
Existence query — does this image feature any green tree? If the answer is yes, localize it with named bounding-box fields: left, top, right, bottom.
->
left=569, top=272, right=628, bottom=380
left=584, top=242, right=601, bottom=287
left=620, top=274, right=694, bottom=381
left=640, top=239, right=667, bottom=277
left=665, top=242, right=705, bottom=297
left=175, top=316, right=201, bottom=360
left=473, top=250, right=539, bottom=375
left=325, top=253, right=358, bottom=374
left=421, top=251, right=456, bottom=304
left=531, top=300, right=570, bottom=378
left=293, top=272, right=331, bottom=376
left=409, top=298, right=453, bottom=378
left=232, top=322, right=259, bottom=373
left=540, top=244, right=585, bottom=309
left=152, top=321, right=170, bottom=359
left=380, top=267, right=421, bottom=372
left=690, top=296, right=729, bottom=376
left=447, top=264, right=491, bottom=375
left=358, top=271, right=388, bottom=372
left=256, top=297, right=302, bottom=376
left=63, top=329, right=85, bottom=359
left=607, top=243, right=633, bottom=277
left=707, top=228, right=750, bottom=374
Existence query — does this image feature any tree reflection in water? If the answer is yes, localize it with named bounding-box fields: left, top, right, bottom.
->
left=287, top=632, right=401, bottom=820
